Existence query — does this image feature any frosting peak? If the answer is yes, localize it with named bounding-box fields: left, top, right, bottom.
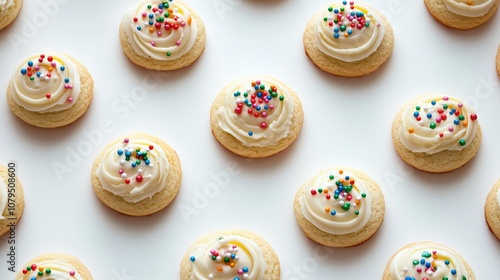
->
left=315, top=1, right=385, bottom=62
left=444, top=0, right=496, bottom=17
left=11, top=52, right=81, bottom=113
left=189, top=235, right=266, bottom=280
left=399, top=95, right=479, bottom=154
left=300, top=168, right=372, bottom=234
left=122, top=0, right=198, bottom=60
left=0, top=0, right=13, bottom=11
left=216, top=78, right=294, bottom=147
left=95, top=136, right=169, bottom=203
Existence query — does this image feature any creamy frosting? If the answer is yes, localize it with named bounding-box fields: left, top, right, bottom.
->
left=399, top=95, right=478, bottom=154
left=188, top=235, right=266, bottom=280
left=122, top=0, right=198, bottom=60
left=216, top=78, right=294, bottom=147
left=20, top=260, right=83, bottom=280
left=299, top=168, right=372, bottom=235
left=0, top=0, right=13, bottom=11
left=390, top=243, right=470, bottom=280
left=444, top=0, right=496, bottom=17
left=315, top=1, right=385, bottom=62
left=0, top=175, right=7, bottom=220
left=11, top=52, right=81, bottom=113
left=95, top=136, right=169, bottom=203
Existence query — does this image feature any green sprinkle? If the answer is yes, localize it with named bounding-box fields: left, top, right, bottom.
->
left=459, top=115, right=465, bottom=121
left=443, top=104, right=448, bottom=109
left=279, top=96, right=284, bottom=101
left=329, top=175, right=334, bottom=180
left=354, top=210, right=359, bottom=215
left=416, top=106, right=421, bottom=111
left=323, top=17, right=328, bottom=21
left=413, top=260, right=419, bottom=265
left=422, top=251, right=431, bottom=258
left=430, top=122, right=437, bottom=129
left=147, top=4, right=151, bottom=9
left=260, top=84, right=265, bottom=90
left=340, top=25, right=346, bottom=32
left=459, top=139, right=466, bottom=146
left=361, top=193, right=366, bottom=198
left=328, top=7, right=333, bottom=12
left=45, top=269, right=51, bottom=274
left=318, top=188, right=323, bottom=193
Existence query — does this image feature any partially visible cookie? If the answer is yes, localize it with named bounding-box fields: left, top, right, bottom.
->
left=0, top=0, right=22, bottom=30
left=210, top=77, right=304, bottom=158
left=294, top=167, right=385, bottom=247
left=180, top=230, right=280, bottom=280
left=496, top=44, right=500, bottom=76
left=485, top=179, right=500, bottom=240
left=382, top=241, right=476, bottom=280
left=303, top=1, right=394, bottom=77
left=119, top=0, right=206, bottom=70
left=6, top=52, right=94, bottom=128
left=91, top=133, right=182, bottom=216
left=391, top=95, right=482, bottom=173
left=0, top=165, right=24, bottom=237
left=424, top=0, right=500, bottom=29
left=16, top=253, right=93, bottom=279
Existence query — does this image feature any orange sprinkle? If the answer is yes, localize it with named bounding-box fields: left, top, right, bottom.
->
left=168, top=8, right=173, bottom=13
left=149, top=27, right=154, bottom=33
left=39, top=267, right=44, bottom=271
left=408, top=128, right=414, bottom=133
left=230, top=262, right=235, bottom=268
left=463, top=121, right=468, bottom=127
left=251, top=82, right=256, bottom=86
left=217, top=266, right=223, bottom=272
left=324, top=207, right=330, bottom=213
left=466, top=0, right=473, bottom=5
left=47, top=67, right=53, bottom=72
left=339, top=170, right=343, bottom=174
left=323, top=189, right=329, bottom=194
left=355, top=200, right=360, bottom=205
left=187, top=15, right=192, bottom=25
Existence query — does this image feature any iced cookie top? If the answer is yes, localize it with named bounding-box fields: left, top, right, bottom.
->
left=0, top=0, right=13, bottom=11
left=122, top=0, right=198, bottom=60
left=399, top=95, right=478, bottom=154
left=444, top=0, right=496, bottom=17
left=216, top=78, right=294, bottom=147
left=315, top=1, right=385, bottom=62
left=11, top=52, right=80, bottom=113
left=20, top=261, right=83, bottom=280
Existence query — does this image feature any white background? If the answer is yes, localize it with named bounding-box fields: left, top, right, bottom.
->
left=0, top=0, right=499, bottom=279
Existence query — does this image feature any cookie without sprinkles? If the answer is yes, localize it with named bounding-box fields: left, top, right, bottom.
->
left=424, top=0, right=500, bottom=29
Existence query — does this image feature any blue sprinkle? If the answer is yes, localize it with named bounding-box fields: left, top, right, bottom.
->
left=334, top=33, right=340, bottom=38
left=425, top=262, right=431, bottom=268
left=334, top=27, right=339, bottom=33
left=342, top=0, right=347, bottom=4
left=248, top=131, right=253, bottom=136
left=331, top=210, right=336, bottom=216
left=243, top=267, right=249, bottom=273
left=20, top=68, right=27, bottom=75
left=427, top=113, right=432, bottom=118
left=339, top=186, right=344, bottom=191
left=347, top=29, right=352, bottom=35
left=125, top=151, right=131, bottom=157
left=117, top=150, right=124, bottom=155
left=257, top=92, right=262, bottom=98
left=145, top=160, right=151, bottom=165
left=413, top=111, right=419, bottom=117
left=149, top=20, right=154, bottom=25
left=60, top=66, right=65, bottom=71
left=137, top=26, right=142, bottom=31
left=333, top=9, right=339, bottom=13
left=159, top=4, right=164, bottom=9
left=445, top=260, right=450, bottom=265
left=190, top=256, right=195, bottom=262
left=454, top=120, right=460, bottom=125
left=345, top=176, right=349, bottom=180
left=451, top=269, right=457, bottom=275
left=405, top=277, right=413, bottom=280
left=231, top=254, right=235, bottom=259
left=254, top=85, right=259, bottom=90
left=149, top=13, right=154, bottom=19
left=233, top=91, right=240, bottom=97
left=431, top=100, right=436, bottom=105
left=27, top=61, right=33, bottom=66
left=131, top=162, right=137, bottom=168
left=350, top=11, right=355, bottom=16
left=31, top=277, right=37, bottom=280
left=65, top=78, right=70, bottom=83
left=420, top=259, right=425, bottom=265
left=256, top=106, right=261, bottom=111
left=335, top=190, right=340, bottom=195
left=36, top=72, right=41, bottom=77
left=264, top=105, right=269, bottom=110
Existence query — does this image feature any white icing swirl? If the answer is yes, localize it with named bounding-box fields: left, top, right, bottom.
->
left=122, top=0, right=198, bottom=60
left=300, top=168, right=372, bottom=235
left=444, top=0, right=496, bottom=17
left=11, top=52, right=81, bottom=113
left=0, top=175, right=7, bottom=220
left=315, top=1, right=385, bottom=62
left=399, top=95, right=478, bottom=154
left=390, top=243, right=469, bottom=280
left=0, top=0, right=13, bottom=11
left=189, top=235, right=266, bottom=280
left=216, top=78, right=294, bottom=147
left=95, top=137, right=169, bottom=203
left=20, top=259, right=83, bottom=280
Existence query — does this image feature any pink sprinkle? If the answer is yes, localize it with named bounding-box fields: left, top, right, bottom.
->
left=262, top=112, right=267, bottom=118
left=142, top=12, right=147, bottom=17
left=157, top=31, right=162, bottom=36
left=256, top=80, right=261, bottom=85
left=436, top=117, right=441, bottom=123
left=119, top=169, right=124, bottom=174
left=38, top=58, right=43, bottom=62
left=238, top=269, right=243, bottom=275
left=443, top=96, right=449, bottom=101
left=175, top=40, right=181, bottom=46
left=67, top=97, right=73, bottom=103
left=377, top=23, right=381, bottom=27
left=448, top=127, right=454, bottom=132
left=181, top=22, right=186, bottom=27
left=164, top=25, right=171, bottom=30
left=51, top=62, right=56, bottom=67
left=64, top=84, right=70, bottom=89
left=124, top=138, right=129, bottom=144
left=35, top=66, right=40, bottom=71
left=350, top=1, right=354, bottom=4
left=458, top=103, right=463, bottom=108
left=69, top=85, right=73, bottom=89
left=150, top=41, right=156, bottom=47
left=270, top=105, right=275, bottom=110
left=69, top=270, right=75, bottom=276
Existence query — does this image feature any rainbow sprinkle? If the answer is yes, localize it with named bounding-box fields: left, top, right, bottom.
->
left=323, top=1, right=379, bottom=39
left=22, top=263, right=76, bottom=277
left=116, top=138, right=154, bottom=185
left=232, top=80, right=285, bottom=136
left=310, top=171, right=366, bottom=217
left=19, top=54, right=74, bottom=103
left=402, top=250, right=467, bottom=280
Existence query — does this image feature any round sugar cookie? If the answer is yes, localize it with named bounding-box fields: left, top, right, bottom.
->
left=6, top=52, right=94, bottom=128
left=119, top=0, right=206, bottom=70
left=16, top=253, right=93, bottom=279
left=424, top=0, right=500, bottom=29
left=294, top=166, right=385, bottom=247
left=382, top=241, right=475, bottom=280
left=91, top=133, right=182, bottom=216
left=391, top=94, right=482, bottom=173
left=210, top=77, right=303, bottom=158
left=303, top=1, right=394, bottom=77
left=0, top=164, right=24, bottom=237
left=485, top=179, right=500, bottom=240
left=180, top=230, right=280, bottom=280
left=496, top=44, right=500, bottom=76
left=0, top=0, right=22, bottom=30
